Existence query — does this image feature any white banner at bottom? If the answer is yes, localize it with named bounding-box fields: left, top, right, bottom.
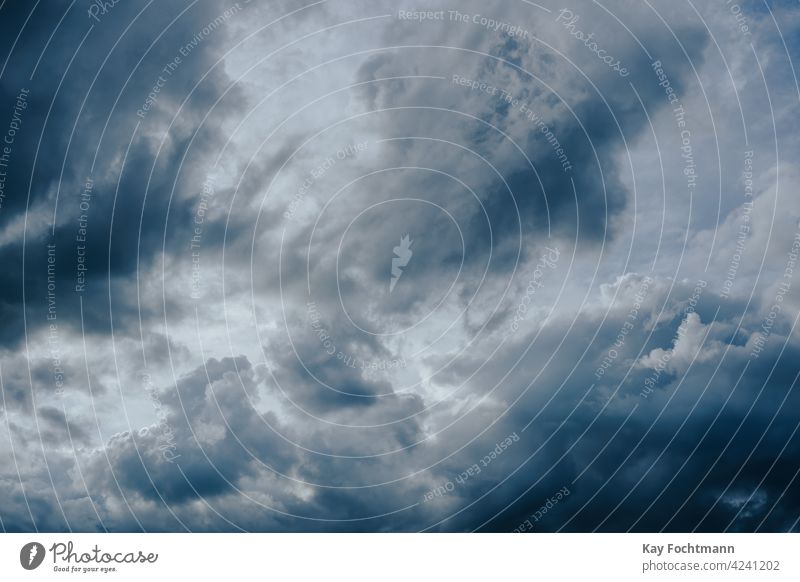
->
left=0, top=533, right=796, bottom=581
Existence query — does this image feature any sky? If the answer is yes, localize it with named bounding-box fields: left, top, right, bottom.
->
left=0, top=0, right=799, bottom=532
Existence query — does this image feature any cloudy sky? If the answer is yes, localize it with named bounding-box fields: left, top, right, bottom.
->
left=0, top=0, right=799, bottom=532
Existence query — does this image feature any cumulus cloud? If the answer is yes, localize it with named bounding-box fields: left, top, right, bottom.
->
left=0, top=0, right=798, bottom=533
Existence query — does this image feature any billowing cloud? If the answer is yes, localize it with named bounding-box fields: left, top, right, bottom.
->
left=0, top=0, right=798, bottom=533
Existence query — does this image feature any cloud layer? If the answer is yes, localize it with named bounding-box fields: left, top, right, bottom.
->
left=0, top=0, right=799, bottom=532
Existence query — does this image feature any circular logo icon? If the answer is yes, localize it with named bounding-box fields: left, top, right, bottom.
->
left=20, top=542, right=45, bottom=570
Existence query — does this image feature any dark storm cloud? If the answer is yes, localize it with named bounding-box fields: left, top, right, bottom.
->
left=0, top=0, right=798, bottom=534
left=71, top=354, right=426, bottom=530
left=344, top=3, right=711, bottom=250
left=0, top=0, right=247, bottom=349
left=438, top=283, right=800, bottom=532
left=2, top=280, right=799, bottom=532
